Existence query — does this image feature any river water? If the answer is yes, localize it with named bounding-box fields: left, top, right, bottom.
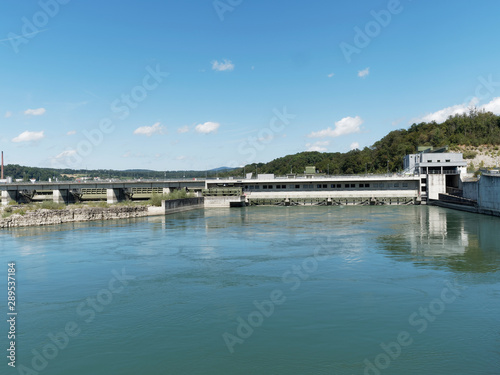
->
left=1, top=206, right=499, bottom=375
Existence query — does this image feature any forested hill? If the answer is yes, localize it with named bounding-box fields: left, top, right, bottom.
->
left=225, top=109, right=500, bottom=176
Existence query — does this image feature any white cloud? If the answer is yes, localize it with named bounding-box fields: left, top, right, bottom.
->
left=412, top=97, right=500, bottom=124
left=412, top=98, right=478, bottom=124
left=133, top=122, right=165, bottom=136
left=358, top=67, right=370, bottom=78
left=4, top=111, right=12, bottom=118
left=24, top=108, right=46, bottom=116
left=175, top=155, right=187, bottom=161
left=211, top=59, right=234, bottom=72
left=67, top=130, right=77, bottom=135
left=482, top=96, right=500, bottom=114
left=177, top=125, right=189, bottom=134
left=54, top=149, right=77, bottom=160
left=12, top=130, right=45, bottom=143
left=350, top=142, right=360, bottom=150
left=306, top=140, right=330, bottom=152
left=327, top=73, right=335, bottom=78
left=308, top=116, right=363, bottom=138
left=195, top=122, right=220, bottom=134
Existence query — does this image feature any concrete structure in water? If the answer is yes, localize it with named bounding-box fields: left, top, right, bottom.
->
left=461, top=171, right=500, bottom=216
left=0, top=151, right=475, bottom=208
left=404, top=149, right=467, bottom=201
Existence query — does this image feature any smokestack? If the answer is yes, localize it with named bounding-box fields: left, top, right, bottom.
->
left=1, top=151, right=3, bottom=180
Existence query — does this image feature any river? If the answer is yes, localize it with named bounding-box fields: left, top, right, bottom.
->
left=1, top=206, right=499, bottom=374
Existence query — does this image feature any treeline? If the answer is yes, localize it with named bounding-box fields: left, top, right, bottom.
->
left=222, top=108, right=500, bottom=176
left=2, top=165, right=229, bottom=182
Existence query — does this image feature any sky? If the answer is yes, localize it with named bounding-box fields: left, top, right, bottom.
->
left=1, top=0, right=500, bottom=171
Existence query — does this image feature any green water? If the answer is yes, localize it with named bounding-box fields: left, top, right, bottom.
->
left=1, top=206, right=499, bottom=375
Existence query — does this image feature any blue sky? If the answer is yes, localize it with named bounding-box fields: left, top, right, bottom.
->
left=1, top=0, right=500, bottom=171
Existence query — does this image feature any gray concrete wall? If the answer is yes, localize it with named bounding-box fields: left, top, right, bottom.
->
left=147, top=197, right=204, bottom=215
left=427, top=174, right=446, bottom=200
left=477, top=174, right=500, bottom=214
left=462, top=181, right=478, bottom=201
left=204, top=196, right=246, bottom=208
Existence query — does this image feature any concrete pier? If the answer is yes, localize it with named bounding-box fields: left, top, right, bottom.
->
left=1, top=189, right=17, bottom=206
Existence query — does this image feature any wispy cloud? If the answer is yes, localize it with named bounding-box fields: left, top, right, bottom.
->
left=308, top=116, right=363, bottom=138
left=327, top=73, right=335, bottom=78
left=12, top=130, right=45, bottom=143
left=358, top=67, right=370, bottom=78
left=24, top=108, right=46, bottom=116
left=67, top=130, right=77, bottom=135
left=177, top=125, right=189, bottom=134
left=4, top=111, right=12, bottom=118
left=306, top=140, right=330, bottom=152
left=195, top=122, right=220, bottom=134
left=412, top=96, right=500, bottom=124
left=212, top=59, right=234, bottom=72
left=133, top=122, right=165, bottom=136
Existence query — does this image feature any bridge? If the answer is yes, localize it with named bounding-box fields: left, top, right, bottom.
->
left=0, top=180, right=206, bottom=205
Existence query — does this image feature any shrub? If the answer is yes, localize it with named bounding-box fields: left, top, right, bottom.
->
left=13, top=208, right=26, bottom=216
left=40, top=201, right=66, bottom=210
left=463, top=151, right=478, bottom=159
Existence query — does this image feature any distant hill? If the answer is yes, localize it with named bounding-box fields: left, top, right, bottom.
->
left=2, top=164, right=237, bottom=182
left=220, top=108, right=500, bottom=176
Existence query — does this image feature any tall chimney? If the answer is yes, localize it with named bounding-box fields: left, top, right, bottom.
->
left=1, top=151, right=3, bottom=180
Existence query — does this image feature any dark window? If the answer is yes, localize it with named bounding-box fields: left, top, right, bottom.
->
left=350, top=184, right=355, bottom=188
left=276, top=185, right=281, bottom=189
left=365, top=183, right=370, bottom=188
left=331, top=184, right=335, bottom=188
left=337, top=184, right=341, bottom=188
left=402, top=183, right=408, bottom=187
left=282, top=185, right=286, bottom=189
left=263, top=185, right=267, bottom=189
left=295, top=185, right=300, bottom=189
left=345, top=184, right=350, bottom=188
left=359, top=184, right=364, bottom=188
left=394, top=183, right=399, bottom=187
left=317, top=184, right=322, bottom=189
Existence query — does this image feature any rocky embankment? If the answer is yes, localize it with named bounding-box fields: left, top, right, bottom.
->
left=0, top=206, right=149, bottom=228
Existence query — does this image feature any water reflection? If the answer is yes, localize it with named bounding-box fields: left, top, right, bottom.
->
left=378, top=206, right=500, bottom=273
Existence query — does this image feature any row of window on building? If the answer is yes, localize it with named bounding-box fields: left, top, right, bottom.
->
left=243, top=182, right=410, bottom=190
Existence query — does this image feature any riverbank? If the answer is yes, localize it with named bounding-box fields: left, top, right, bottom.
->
left=0, top=198, right=205, bottom=228
left=0, top=205, right=149, bottom=228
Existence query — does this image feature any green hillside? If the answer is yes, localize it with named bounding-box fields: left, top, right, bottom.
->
left=225, top=108, right=500, bottom=176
